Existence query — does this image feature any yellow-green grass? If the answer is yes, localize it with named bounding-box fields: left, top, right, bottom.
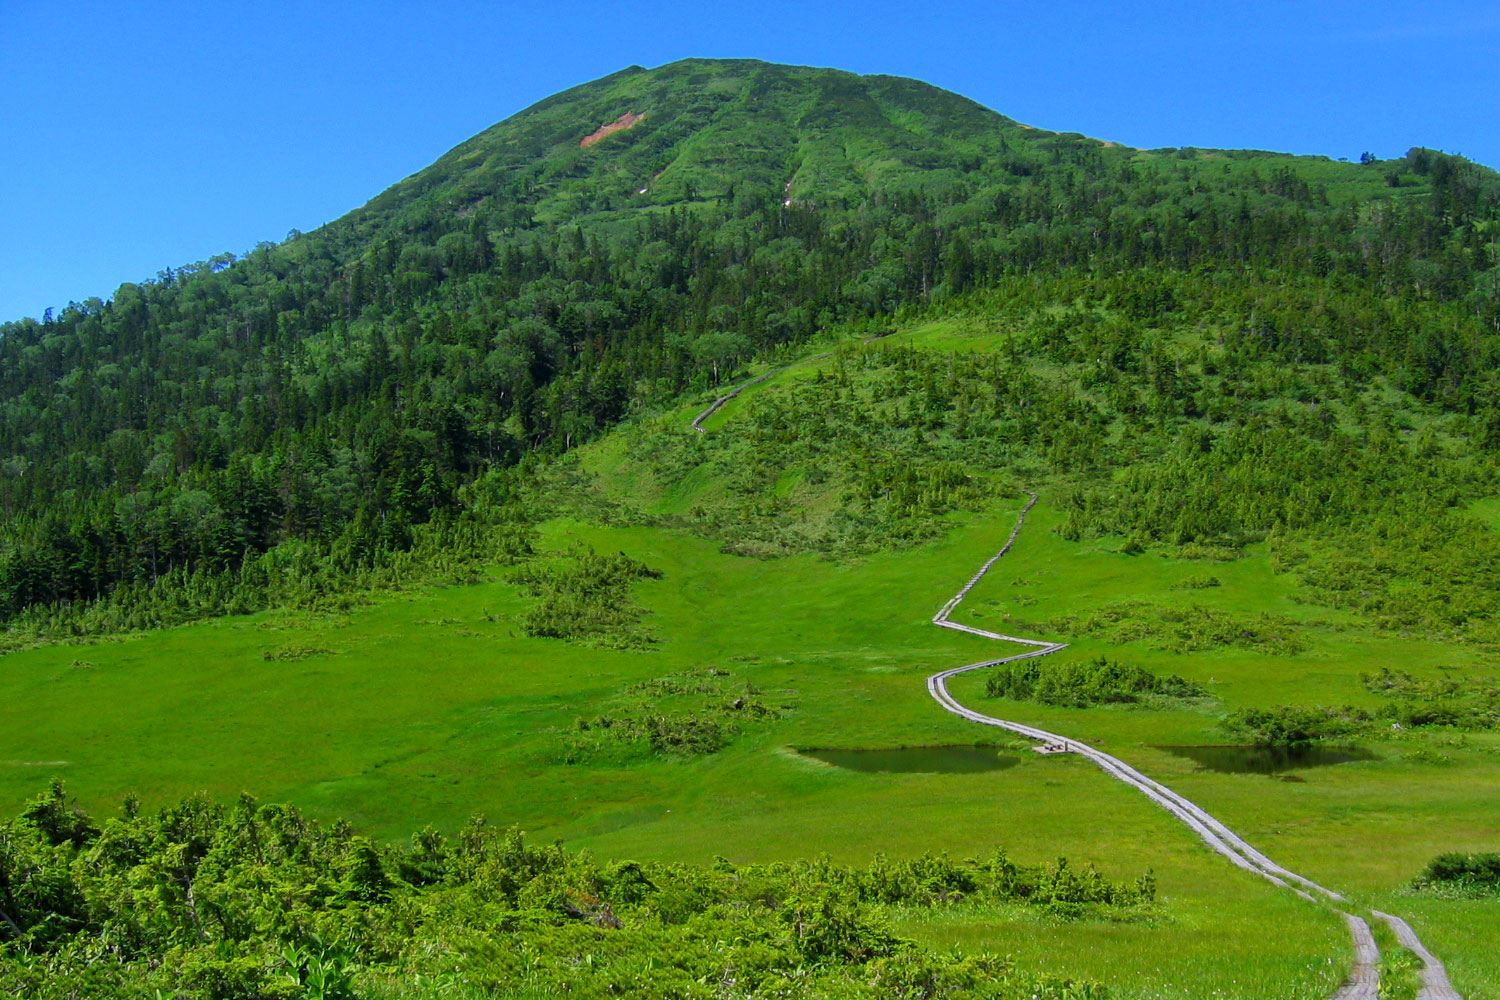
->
left=8, top=319, right=1500, bottom=995
left=4, top=506, right=1359, bottom=998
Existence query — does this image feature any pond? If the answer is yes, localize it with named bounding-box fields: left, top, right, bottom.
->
left=797, top=745, right=1020, bottom=774
left=1156, top=744, right=1378, bottom=775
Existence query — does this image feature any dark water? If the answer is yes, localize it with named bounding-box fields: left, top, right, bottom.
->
left=799, top=746, right=1019, bottom=774
left=1157, top=744, right=1377, bottom=775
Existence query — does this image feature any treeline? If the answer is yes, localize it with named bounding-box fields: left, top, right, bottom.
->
left=0, top=782, right=1139, bottom=998
left=0, top=491, right=534, bottom=652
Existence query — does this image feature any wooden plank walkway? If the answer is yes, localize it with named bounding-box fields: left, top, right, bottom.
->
left=927, top=491, right=1459, bottom=1000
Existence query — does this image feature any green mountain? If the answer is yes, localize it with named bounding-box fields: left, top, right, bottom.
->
left=6, top=58, right=1500, bottom=1000
left=2, top=58, right=1496, bottom=638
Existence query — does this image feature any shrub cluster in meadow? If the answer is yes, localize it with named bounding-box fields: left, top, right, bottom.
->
left=1362, top=667, right=1500, bottom=730
left=984, top=655, right=1206, bottom=708
left=1413, top=852, right=1500, bottom=897
left=1222, top=668, right=1500, bottom=746
left=563, top=668, right=786, bottom=763
left=1033, top=601, right=1306, bottom=655
left=1222, top=705, right=1372, bottom=746
left=510, top=546, right=662, bottom=647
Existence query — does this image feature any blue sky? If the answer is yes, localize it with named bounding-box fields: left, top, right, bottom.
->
left=2, top=0, right=1495, bottom=321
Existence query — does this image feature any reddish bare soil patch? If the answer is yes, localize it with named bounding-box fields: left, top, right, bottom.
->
left=581, top=112, right=645, bottom=148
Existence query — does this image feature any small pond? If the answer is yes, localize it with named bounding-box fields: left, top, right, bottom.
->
left=798, top=745, right=1019, bottom=774
left=1156, top=744, right=1377, bottom=775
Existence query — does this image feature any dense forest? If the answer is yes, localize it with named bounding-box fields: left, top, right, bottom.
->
left=1, top=57, right=1498, bottom=642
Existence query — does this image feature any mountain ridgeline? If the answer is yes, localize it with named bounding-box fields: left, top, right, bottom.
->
left=1, top=58, right=1498, bottom=637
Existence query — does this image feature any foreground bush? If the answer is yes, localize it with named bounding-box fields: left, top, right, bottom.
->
left=0, top=782, right=1137, bottom=999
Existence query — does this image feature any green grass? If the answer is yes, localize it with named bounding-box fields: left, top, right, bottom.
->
left=0, top=506, right=1360, bottom=998
left=9, top=315, right=1500, bottom=997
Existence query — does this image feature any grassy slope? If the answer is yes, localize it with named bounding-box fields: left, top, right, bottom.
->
left=3, top=512, right=1350, bottom=998
left=6, top=317, right=1500, bottom=996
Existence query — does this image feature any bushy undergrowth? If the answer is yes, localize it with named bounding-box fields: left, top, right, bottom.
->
left=510, top=546, right=662, bottom=647
left=984, top=655, right=1206, bottom=708
left=1224, top=668, right=1500, bottom=745
left=1361, top=667, right=1500, bottom=730
left=1412, top=852, right=1500, bottom=897
left=1221, top=705, right=1372, bottom=746
left=562, top=667, right=786, bottom=762
left=0, top=783, right=1138, bottom=999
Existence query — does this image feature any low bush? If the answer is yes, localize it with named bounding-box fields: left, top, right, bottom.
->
left=563, top=667, right=786, bottom=762
left=1361, top=667, right=1500, bottom=730
left=260, top=644, right=335, bottom=662
left=1222, top=705, right=1370, bottom=746
left=511, top=546, right=662, bottom=647
left=1039, top=602, right=1305, bottom=654
left=985, top=654, right=1207, bottom=708
left=1414, top=852, right=1500, bottom=895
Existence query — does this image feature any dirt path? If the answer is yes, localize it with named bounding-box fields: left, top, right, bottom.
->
left=690, top=363, right=1460, bottom=999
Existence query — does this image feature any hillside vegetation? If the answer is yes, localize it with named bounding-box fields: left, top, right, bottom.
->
left=2, top=782, right=1146, bottom=1000
left=2, top=58, right=1497, bottom=641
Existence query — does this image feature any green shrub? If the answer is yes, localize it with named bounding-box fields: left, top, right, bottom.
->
left=511, top=547, right=661, bottom=647
left=0, top=786, right=1140, bottom=999
left=1415, top=852, right=1500, bottom=893
left=1222, top=705, right=1369, bottom=746
left=1359, top=668, right=1500, bottom=730
left=985, top=655, right=1206, bottom=708
left=261, top=644, right=335, bottom=662
left=562, top=667, right=785, bottom=762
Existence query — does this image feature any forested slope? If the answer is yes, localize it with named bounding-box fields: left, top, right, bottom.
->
left=1, top=57, right=1498, bottom=641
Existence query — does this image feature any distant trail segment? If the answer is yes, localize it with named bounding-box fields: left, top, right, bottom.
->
left=690, top=359, right=1459, bottom=1000
left=690, top=332, right=890, bottom=433
left=691, top=368, right=787, bottom=432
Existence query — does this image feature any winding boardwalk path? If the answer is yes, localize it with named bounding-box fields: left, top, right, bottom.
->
left=692, top=358, right=1461, bottom=1000
left=929, top=494, right=1459, bottom=1000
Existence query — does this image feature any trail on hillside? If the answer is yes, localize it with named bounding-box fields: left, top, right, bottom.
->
left=690, top=359, right=1463, bottom=1000
left=690, top=332, right=889, bottom=433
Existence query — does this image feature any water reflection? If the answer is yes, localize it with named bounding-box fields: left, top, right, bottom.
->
left=1157, top=744, right=1377, bottom=775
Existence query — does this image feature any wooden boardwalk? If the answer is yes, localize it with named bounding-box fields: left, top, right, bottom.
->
left=927, top=491, right=1460, bottom=1000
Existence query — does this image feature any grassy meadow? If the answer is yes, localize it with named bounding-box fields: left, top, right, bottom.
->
left=7, top=318, right=1500, bottom=998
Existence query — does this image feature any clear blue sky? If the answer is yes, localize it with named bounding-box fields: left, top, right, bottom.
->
left=2, top=0, right=1495, bottom=321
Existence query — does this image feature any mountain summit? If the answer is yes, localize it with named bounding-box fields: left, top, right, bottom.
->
left=348, top=58, right=1044, bottom=237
